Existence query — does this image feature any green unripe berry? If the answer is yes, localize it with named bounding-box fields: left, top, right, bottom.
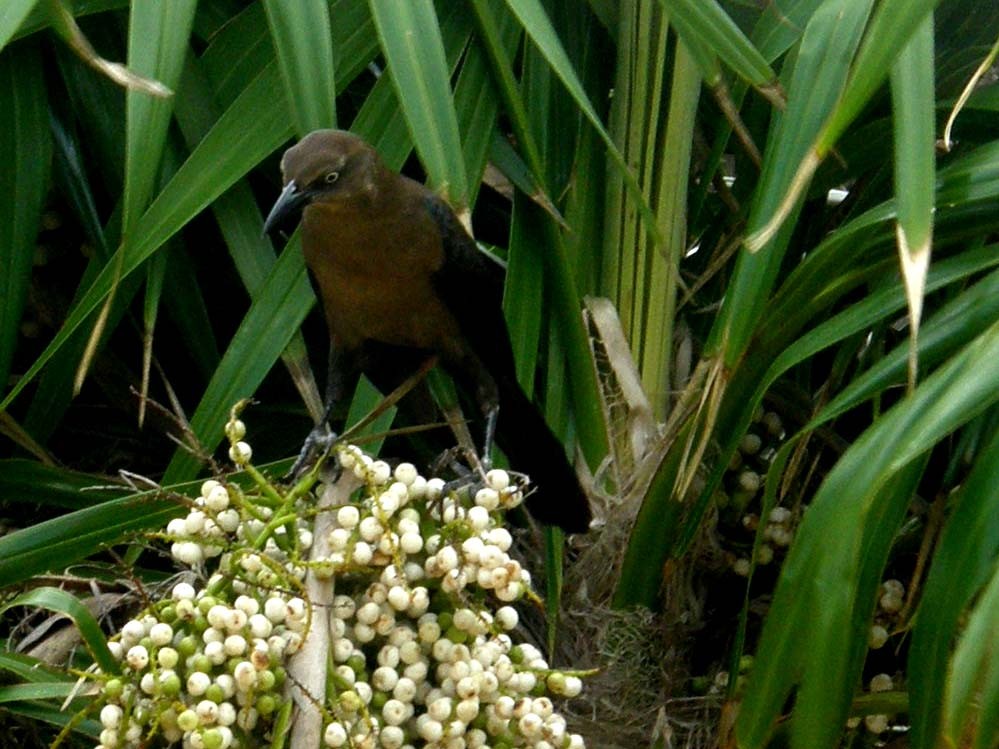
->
left=198, top=596, right=218, bottom=614
left=338, top=690, right=363, bottom=712
left=547, top=672, right=566, bottom=694
left=347, top=654, right=366, bottom=675
left=446, top=626, right=467, bottom=644
left=191, top=654, right=213, bottom=673
left=178, top=635, right=199, bottom=657
left=509, top=646, right=525, bottom=664
left=160, top=673, right=182, bottom=698
left=257, top=669, right=276, bottom=691
left=371, top=690, right=388, bottom=710
left=177, top=709, right=199, bottom=732
left=104, top=678, right=124, bottom=701
left=256, top=694, right=277, bottom=716
left=205, top=684, right=225, bottom=703
left=202, top=728, right=224, bottom=749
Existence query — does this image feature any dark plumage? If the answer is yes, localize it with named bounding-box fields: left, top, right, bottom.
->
left=264, top=129, right=591, bottom=533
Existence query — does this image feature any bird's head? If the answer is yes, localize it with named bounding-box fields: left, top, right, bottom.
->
left=263, top=129, right=382, bottom=238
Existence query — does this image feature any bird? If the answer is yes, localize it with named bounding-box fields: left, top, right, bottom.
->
left=263, top=129, right=592, bottom=533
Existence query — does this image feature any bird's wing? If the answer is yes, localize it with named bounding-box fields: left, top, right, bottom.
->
left=423, top=195, right=517, bottom=378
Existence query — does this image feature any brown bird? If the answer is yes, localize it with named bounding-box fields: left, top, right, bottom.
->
left=264, top=129, right=591, bottom=533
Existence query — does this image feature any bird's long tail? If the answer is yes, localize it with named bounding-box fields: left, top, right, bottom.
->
left=494, top=378, right=592, bottom=533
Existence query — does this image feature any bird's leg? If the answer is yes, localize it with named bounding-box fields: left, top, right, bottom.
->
left=285, top=344, right=357, bottom=481
left=472, top=366, right=501, bottom=476
left=480, top=403, right=499, bottom=473
left=441, top=362, right=500, bottom=503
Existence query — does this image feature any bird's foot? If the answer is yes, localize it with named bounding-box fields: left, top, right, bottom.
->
left=284, top=424, right=339, bottom=482
left=440, top=461, right=530, bottom=513
left=437, top=445, right=493, bottom=494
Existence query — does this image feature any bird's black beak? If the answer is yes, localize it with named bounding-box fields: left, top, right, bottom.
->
left=263, top=180, right=309, bottom=239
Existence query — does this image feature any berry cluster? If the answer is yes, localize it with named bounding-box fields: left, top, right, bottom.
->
left=92, top=410, right=587, bottom=749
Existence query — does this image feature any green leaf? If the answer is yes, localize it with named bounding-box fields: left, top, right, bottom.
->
left=943, top=557, right=999, bottom=749
left=3, top=699, right=100, bottom=737
left=263, top=0, right=337, bottom=135
left=749, top=0, right=943, bottom=250
left=0, top=487, right=184, bottom=587
left=0, top=0, right=38, bottom=53
left=351, top=0, right=474, bottom=170
left=812, top=261, right=999, bottom=429
left=715, top=0, right=874, bottom=359
left=742, top=0, right=874, bottom=246
left=0, top=39, right=50, bottom=396
left=0, top=683, right=77, bottom=703
left=0, top=62, right=293, bottom=411
left=910, top=424, right=999, bottom=749
left=890, top=15, right=935, bottom=386
left=0, top=459, right=121, bottom=510
left=174, top=50, right=319, bottom=412
left=738, top=317, right=999, bottom=749
left=750, top=0, right=827, bottom=63
left=123, top=0, right=196, bottom=234
left=368, top=0, right=469, bottom=209
left=666, top=0, right=778, bottom=92
left=16, top=0, right=127, bottom=41
left=0, top=650, right=73, bottom=683
left=199, top=2, right=273, bottom=108
left=468, top=0, right=608, bottom=471
left=0, top=588, right=118, bottom=674
left=818, top=0, right=942, bottom=154
left=501, top=0, right=660, bottom=243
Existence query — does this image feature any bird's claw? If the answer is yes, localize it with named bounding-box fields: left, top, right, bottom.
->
left=441, top=456, right=495, bottom=499
left=284, top=424, right=339, bottom=482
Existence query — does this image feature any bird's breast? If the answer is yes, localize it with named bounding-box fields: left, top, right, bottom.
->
left=301, top=204, right=460, bottom=352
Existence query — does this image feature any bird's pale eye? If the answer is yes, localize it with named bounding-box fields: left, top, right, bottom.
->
left=324, top=171, right=340, bottom=185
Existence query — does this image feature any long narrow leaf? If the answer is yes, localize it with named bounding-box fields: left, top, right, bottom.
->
left=74, top=0, right=196, bottom=393
left=910, top=424, right=999, bottom=749
left=369, top=0, right=469, bottom=210
left=0, top=40, right=50, bottom=395
left=666, top=0, right=779, bottom=95
left=502, top=0, right=661, bottom=243
left=122, top=0, right=196, bottom=233
left=263, top=0, right=337, bottom=135
left=0, top=488, right=182, bottom=587
left=750, top=0, right=943, bottom=249
left=0, top=62, right=293, bottom=411
left=0, top=459, right=122, bottom=510
left=716, top=0, right=874, bottom=360
left=0, top=588, right=118, bottom=675
left=890, top=16, right=935, bottom=387
left=0, top=0, right=38, bottom=53
left=943, top=558, right=999, bottom=749
left=0, top=683, right=77, bottom=703
left=738, top=316, right=999, bottom=748
left=818, top=0, right=942, bottom=154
